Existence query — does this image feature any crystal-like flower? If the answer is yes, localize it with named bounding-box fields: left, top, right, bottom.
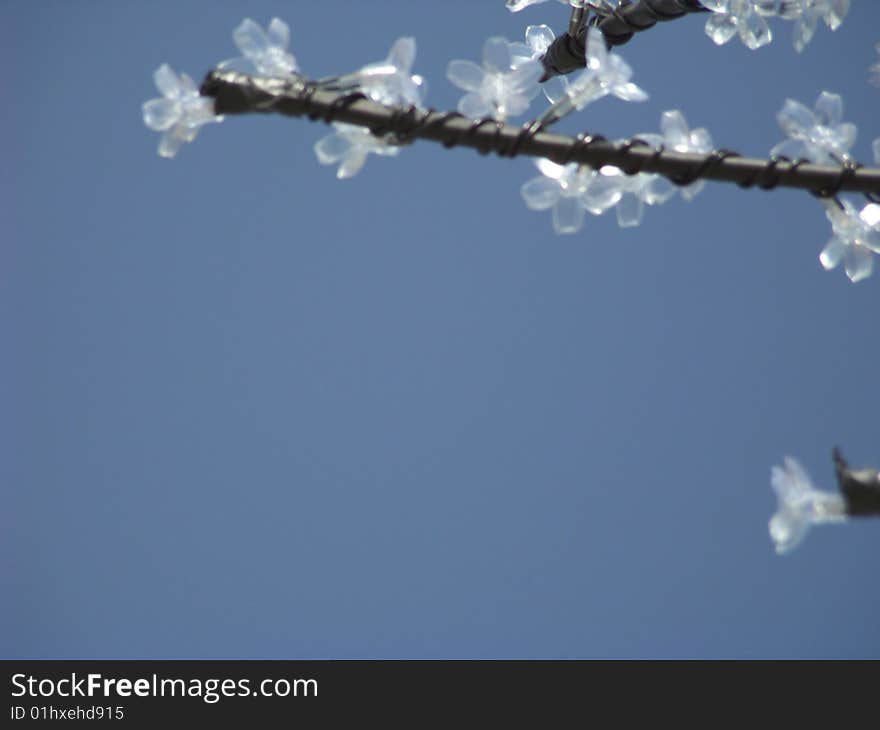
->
left=582, top=166, right=677, bottom=228
left=637, top=110, right=714, bottom=201
left=772, top=0, right=850, bottom=52
left=350, top=37, right=427, bottom=108
left=539, top=27, right=647, bottom=125
left=520, top=159, right=598, bottom=234
left=770, top=91, right=856, bottom=164
left=819, top=199, right=880, bottom=283
left=142, top=64, right=222, bottom=158
left=314, top=123, right=401, bottom=179
left=769, top=456, right=846, bottom=555
left=447, top=37, right=543, bottom=121
left=701, top=0, right=774, bottom=50
left=509, top=25, right=569, bottom=103
left=219, top=18, right=299, bottom=77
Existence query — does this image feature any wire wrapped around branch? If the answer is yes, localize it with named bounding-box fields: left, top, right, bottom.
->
left=200, top=70, right=880, bottom=198
left=542, top=0, right=709, bottom=78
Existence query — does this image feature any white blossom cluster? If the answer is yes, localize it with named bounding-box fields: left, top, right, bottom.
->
left=768, top=457, right=847, bottom=554
left=141, top=4, right=880, bottom=555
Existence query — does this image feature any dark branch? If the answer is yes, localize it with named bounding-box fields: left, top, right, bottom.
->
left=833, top=449, right=880, bottom=517
left=201, top=70, right=880, bottom=198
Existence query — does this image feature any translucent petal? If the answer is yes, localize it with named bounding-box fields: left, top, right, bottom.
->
left=861, top=203, right=880, bottom=231
left=819, top=236, right=845, bottom=270
left=769, top=509, right=810, bottom=555
left=643, top=175, right=677, bottom=205
left=660, top=110, right=690, bottom=149
left=154, top=64, right=181, bottom=98
left=508, top=42, right=534, bottom=68
left=142, top=98, right=179, bottom=131
left=178, top=73, right=198, bottom=96
left=814, top=91, right=843, bottom=127
left=267, top=18, right=290, bottom=50
left=770, top=138, right=809, bottom=161
left=613, top=82, right=648, bottom=103
left=314, top=132, right=351, bottom=165
left=823, top=0, right=849, bottom=30
left=388, top=37, right=416, bottom=73
left=447, top=60, right=485, bottom=92
left=508, top=60, right=543, bottom=93
left=583, top=173, right=622, bottom=213
left=501, top=95, right=530, bottom=119
left=690, top=128, right=713, bottom=152
left=777, top=99, right=816, bottom=138
left=873, top=138, right=880, bottom=166
left=542, top=76, right=568, bottom=105
left=458, top=92, right=490, bottom=119
left=705, top=14, right=738, bottom=45
left=616, top=194, right=644, bottom=228
left=552, top=197, right=586, bottom=235
left=526, top=24, right=555, bottom=55
left=158, top=127, right=187, bottom=159
left=740, top=12, right=772, bottom=49
left=338, top=149, right=368, bottom=179
left=234, top=18, right=271, bottom=59
left=681, top=179, right=706, bottom=202
left=832, top=123, right=857, bottom=154
left=844, top=244, right=874, bottom=283
left=536, top=158, right=566, bottom=180
left=483, top=37, right=513, bottom=73
left=584, top=27, right=607, bottom=70
left=792, top=13, right=818, bottom=53
left=522, top=176, right=561, bottom=210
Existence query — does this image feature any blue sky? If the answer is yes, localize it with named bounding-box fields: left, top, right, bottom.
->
left=3, top=0, right=879, bottom=658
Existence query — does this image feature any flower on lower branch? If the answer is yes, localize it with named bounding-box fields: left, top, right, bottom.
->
left=142, top=64, right=222, bottom=158
left=819, top=199, right=880, bottom=283
left=769, top=456, right=847, bottom=555
left=637, top=110, right=714, bottom=202
left=447, top=37, right=543, bottom=121
left=314, top=124, right=401, bottom=179
left=770, top=91, right=856, bottom=164
left=521, top=159, right=599, bottom=234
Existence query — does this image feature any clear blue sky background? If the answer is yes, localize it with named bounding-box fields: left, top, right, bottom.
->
left=3, top=1, right=879, bottom=659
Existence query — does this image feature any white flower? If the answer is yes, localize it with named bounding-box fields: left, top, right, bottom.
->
left=314, top=123, right=401, bottom=179
left=701, top=0, right=773, bottom=50
left=142, top=64, right=222, bottom=158
left=447, top=37, right=543, bottom=121
left=773, top=0, right=850, bottom=52
left=770, top=91, right=856, bottom=164
left=351, top=37, right=427, bottom=108
left=220, top=18, right=299, bottom=77
left=540, top=27, right=647, bottom=126
left=509, top=25, right=570, bottom=104
left=520, top=159, right=598, bottom=234
left=819, top=199, right=880, bottom=283
left=637, top=110, right=714, bottom=201
left=582, top=166, right=677, bottom=228
left=769, top=456, right=846, bottom=555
